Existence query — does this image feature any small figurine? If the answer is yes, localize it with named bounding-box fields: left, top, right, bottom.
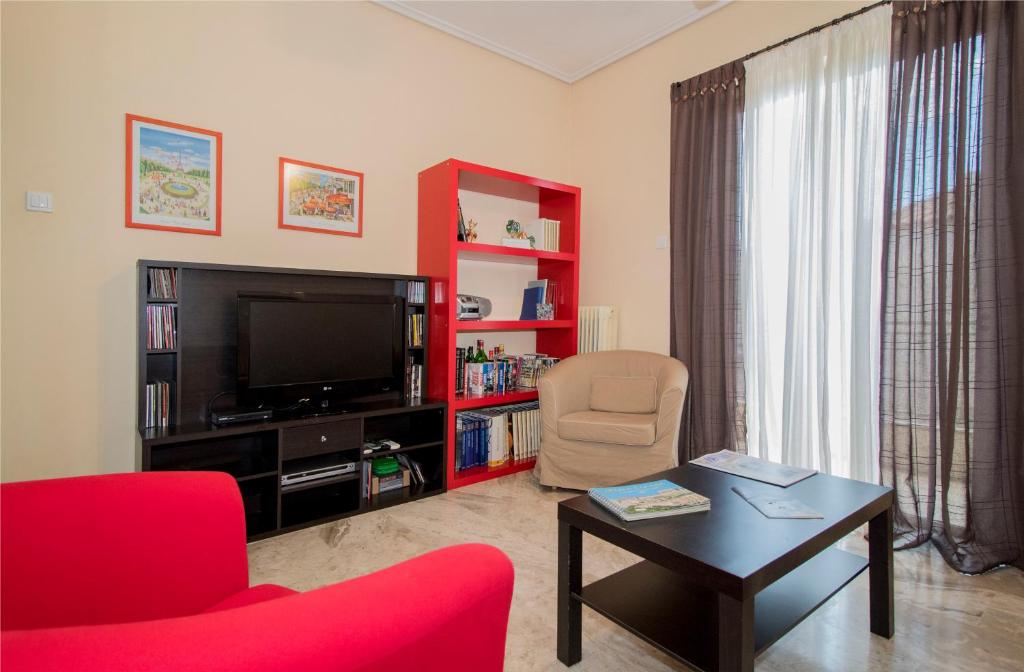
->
left=466, top=219, right=479, bottom=243
left=505, top=219, right=536, bottom=248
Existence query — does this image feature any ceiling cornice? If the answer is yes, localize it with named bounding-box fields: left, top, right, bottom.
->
left=375, top=0, right=732, bottom=84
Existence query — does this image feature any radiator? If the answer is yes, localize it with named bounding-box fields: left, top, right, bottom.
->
left=578, top=306, right=618, bottom=354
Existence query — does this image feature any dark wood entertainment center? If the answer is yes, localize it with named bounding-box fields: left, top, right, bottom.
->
left=137, top=260, right=447, bottom=540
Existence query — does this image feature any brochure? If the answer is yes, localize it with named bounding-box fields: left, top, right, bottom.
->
left=730, top=485, right=823, bottom=519
left=689, top=449, right=816, bottom=487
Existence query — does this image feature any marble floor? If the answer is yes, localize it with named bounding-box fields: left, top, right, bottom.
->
left=249, top=472, right=1024, bottom=671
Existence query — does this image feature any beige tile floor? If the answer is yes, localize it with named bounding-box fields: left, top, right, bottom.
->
left=249, top=471, right=1024, bottom=671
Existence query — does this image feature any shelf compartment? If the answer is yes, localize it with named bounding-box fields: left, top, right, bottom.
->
left=149, top=432, right=278, bottom=478
left=362, top=481, right=444, bottom=514
left=454, top=389, right=538, bottom=410
left=456, top=242, right=575, bottom=263
left=281, top=477, right=360, bottom=528
left=363, top=407, right=445, bottom=448
left=453, top=457, right=536, bottom=487
left=456, top=319, right=573, bottom=332
left=239, top=477, right=277, bottom=537
left=576, top=548, right=868, bottom=670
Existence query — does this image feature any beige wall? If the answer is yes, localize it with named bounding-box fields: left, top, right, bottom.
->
left=1, top=0, right=870, bottom=481
left=0, top=1, right=570, bottom=480
left=570, top=0, right=872, bottom=354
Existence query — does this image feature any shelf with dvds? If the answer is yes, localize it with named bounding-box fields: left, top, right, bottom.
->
left=139, top=263, right=182, bottom=429
left=417, top=158, right=580, bottom=489
left=404, top=279, right=428, bottom=400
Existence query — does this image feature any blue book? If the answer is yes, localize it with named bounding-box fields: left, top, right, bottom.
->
left=519, top=286, right=544, bottom=320
left=588, top=480, right=710, bottom=522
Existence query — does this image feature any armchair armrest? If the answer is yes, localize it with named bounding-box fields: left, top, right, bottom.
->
left=1, top=544, right=515, bottom=672
left=1, top=472, right=248, bottom=629
left=655, top=358, right=689, bottom=442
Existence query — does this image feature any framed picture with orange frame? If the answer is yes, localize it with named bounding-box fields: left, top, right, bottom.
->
left=125, top=114, right=222, bottom=235
left=278, top=157, right=363, bottom=237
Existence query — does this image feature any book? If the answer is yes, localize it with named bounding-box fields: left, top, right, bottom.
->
left=588, top=479, right=710, bottom=522
left=519, top=286, right=544, bottom=320
left=527, top=279, right=548, bottom=304
left=690, top=450, right=816, bottom=488
left=455, top=401, right=539, bottom=471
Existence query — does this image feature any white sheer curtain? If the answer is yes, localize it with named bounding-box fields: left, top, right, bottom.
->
left=741, top=6, right=890, bottom=482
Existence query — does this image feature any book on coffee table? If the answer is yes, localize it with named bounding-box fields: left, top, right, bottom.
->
left=588, top=479, right=710, bottom=522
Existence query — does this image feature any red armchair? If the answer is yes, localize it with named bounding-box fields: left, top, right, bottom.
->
left=1, top=472, right=514, bottom=671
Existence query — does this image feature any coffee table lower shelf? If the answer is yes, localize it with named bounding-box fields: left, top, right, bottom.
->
left=576, top=547, right=868, bottom=671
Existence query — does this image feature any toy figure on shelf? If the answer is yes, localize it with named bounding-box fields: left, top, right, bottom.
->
left=505, top=219, right=536, bottom=248
left=465, top=219, right=479, bottom=243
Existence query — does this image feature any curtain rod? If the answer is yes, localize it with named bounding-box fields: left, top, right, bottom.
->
left=738, top=0, right=891, bottom=64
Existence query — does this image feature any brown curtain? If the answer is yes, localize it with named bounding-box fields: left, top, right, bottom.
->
left=880, top=0, right=1023, bottom=573
left=669, top=62, right=747, bottom=460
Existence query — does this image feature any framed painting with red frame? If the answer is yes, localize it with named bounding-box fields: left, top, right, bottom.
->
left=125, top=114, right=222, bottom=236
left=278, top=157, right=363, bottom=237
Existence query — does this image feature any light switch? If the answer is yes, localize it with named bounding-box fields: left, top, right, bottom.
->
left=26, top=191, right=53, bottom=213
left=655, top=234, right=669, bottom=249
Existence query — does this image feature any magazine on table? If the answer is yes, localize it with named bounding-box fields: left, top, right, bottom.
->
left=588, top=479, right=710, bottom=522
left=689, top=449, right=816, bottom=488
left=730, top=485, right=823, bottom=519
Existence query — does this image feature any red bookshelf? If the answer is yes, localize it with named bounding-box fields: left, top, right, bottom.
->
left=417, top=159, right=581, bottom=489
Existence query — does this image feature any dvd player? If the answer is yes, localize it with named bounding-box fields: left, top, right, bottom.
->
left=212, top=408, right=273, bottom=426
left=281, top=461, right=356, bottom=487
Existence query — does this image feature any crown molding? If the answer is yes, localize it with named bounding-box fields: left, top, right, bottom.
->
left=375, top=0, right=731, bottom=84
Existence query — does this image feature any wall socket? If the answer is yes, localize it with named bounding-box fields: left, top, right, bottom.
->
left=655, top=234, right=669, bottom=249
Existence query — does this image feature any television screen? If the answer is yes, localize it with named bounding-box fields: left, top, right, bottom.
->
left=243, top=298, right=399, bottom=389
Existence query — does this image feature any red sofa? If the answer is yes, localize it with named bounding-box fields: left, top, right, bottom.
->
left=1, top=472, right=514, bottom=671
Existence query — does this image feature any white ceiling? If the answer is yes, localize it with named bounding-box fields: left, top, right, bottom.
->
left=376, top=1, right=731, bottom=83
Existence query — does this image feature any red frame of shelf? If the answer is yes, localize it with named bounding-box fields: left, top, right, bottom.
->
left=455, top=241, right=576, bottom=262
left=417, top=158, right=581, bottom=490
left=451, top=458, right=537, bottom=487
left=456, top=319, right=573, bottom=332
left=454, top=389, right=538, bottom=410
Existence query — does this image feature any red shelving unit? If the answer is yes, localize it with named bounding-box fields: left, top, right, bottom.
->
left=417, top=158, right=581, bottom=489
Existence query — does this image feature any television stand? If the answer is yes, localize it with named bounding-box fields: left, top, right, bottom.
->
left=138, top=260, right=439, bottom=540
left=141, top=397, right=447, bottom=540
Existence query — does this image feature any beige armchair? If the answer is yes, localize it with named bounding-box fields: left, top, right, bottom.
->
left=534, top=350, right=689, bottom=490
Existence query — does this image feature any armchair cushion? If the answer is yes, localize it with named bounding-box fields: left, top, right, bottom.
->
left=589, top=375, right=658, bottom=414
left=558, top=410, right=657, bottom=446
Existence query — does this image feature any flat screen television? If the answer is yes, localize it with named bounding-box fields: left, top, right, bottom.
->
left=237, top=293, right=405, bottom=409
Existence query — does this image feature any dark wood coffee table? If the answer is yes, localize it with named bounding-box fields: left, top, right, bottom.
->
left=557, top=464, right=894, bottom=671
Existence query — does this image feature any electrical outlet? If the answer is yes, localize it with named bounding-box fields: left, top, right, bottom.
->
left=656, top=234, right=669, bottom=249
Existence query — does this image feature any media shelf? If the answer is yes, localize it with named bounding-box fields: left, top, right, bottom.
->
left=141, top=399, right=447, bottom=540
left=418, top=159, right=581, bottom=489
left=137, top=260, right=446, bottom=540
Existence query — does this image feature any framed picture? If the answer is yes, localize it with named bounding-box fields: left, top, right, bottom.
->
left=278, top=157, right=363, bottom=237
left=125, top=114, right=222, bottom=235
